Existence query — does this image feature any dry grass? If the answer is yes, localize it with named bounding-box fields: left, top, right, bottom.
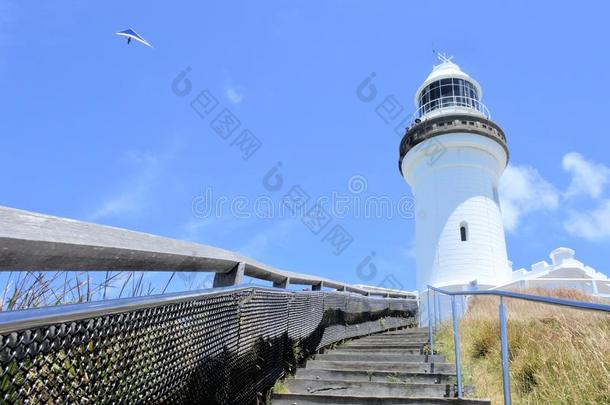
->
left=435, top=289, right=610, bottom=405
left=0, top=270, right=218, bottom=311
left=0, top=271, right=162, bottom=311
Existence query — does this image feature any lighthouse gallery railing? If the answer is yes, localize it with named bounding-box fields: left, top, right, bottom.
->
left=408, top=95, right=491, bottom=127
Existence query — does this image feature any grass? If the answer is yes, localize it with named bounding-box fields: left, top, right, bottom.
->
left=0, top=270, right=179, bottom=311
left=435, top=289, right=610, bottom=405
left=271, top=380, right=290, bottom=394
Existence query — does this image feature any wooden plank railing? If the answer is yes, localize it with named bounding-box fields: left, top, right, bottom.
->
left=0, top=205, right=415, bottom=299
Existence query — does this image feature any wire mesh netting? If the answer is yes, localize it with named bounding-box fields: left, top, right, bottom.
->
left=0, top=287, right=418, bottom=404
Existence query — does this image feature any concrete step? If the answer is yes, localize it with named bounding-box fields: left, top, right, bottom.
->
left=368, top=329, right=428, bottom=336
left=350, top=335, right=427, bottom=342
left=283, top=379, right=453, bottom=397
left=331, top=347, right=424, bottom=355
left=379, top=329, right=429, bottom=335
left=359, top=333, right=428, bottom=339
left=352, top=339, right=428, bottom=345
left=269, top=327, right=491, bottom=405
left=305, top=360, right=456, bottom=374
left=342, top=339, right=428, bottom=347
left=295, top=368, right=454, bottom=385
left=271, top=394, right=491, bottom=405
left=384, top=327, right=429, bottom=333
left=348, top=336, right=428, bottom=342
left=316, top=353, right=445, bottom=363
left=357, top=333, right=429, bottom=340
left=376, top=334, right=429, bottom=338
left=343, top=342, right=428, bottom=350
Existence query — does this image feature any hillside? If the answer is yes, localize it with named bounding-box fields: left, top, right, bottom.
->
left=435, top=289, right=610, bottom=405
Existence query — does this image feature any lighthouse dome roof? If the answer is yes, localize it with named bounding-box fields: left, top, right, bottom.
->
left=414, top=59, right=483, bottom=107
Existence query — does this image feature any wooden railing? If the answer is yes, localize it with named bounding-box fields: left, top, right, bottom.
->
left=0, top=205, right=415, bottom=299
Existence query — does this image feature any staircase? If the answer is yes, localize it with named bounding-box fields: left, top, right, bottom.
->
left=271, top=328, right=490, bottom=405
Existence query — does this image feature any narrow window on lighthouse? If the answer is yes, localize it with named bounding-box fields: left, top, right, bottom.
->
left=460, top=222, right=468, bottom=242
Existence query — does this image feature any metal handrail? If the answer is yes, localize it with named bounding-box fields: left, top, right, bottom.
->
left=428, top=286, right=610, bottom=312
left=0, top=205, right=416, bottom=299
left=493, top=278, right=610, bottom=297
left=0, top=284, right=418, bottom=334
left=426, top=285, right=610, bottom=404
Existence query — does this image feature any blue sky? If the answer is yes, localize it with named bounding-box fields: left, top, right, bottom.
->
left=1, top=1, right=610, bottom=293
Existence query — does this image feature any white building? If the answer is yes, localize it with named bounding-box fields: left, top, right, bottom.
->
left=399, top=55, right=511, bottom=295
left=499, top=247, right=610, bottom=298
left=399, top=56, right=608, bottom=323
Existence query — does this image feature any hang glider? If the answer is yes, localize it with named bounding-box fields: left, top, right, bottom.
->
left=116, top=29, right=152, bottom=48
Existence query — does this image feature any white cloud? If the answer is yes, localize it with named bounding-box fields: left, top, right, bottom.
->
left=89, top=151, right=167, bottom=221
left=237, top=220, right=297, bottom=259
left=226, top=87, right=244, bottom=104
left=400, top=240, right=416, bottom=259
left=222, top=74, right=246, bottom=105
left=499, top=153, right=610, bottom=241
left=89, top=193, right=141, bottom=221
left=179, top=217, right=219, bottom=241
left=178, top=214, right=248, bottom=242
left=562, top=152, right=610, bottom=199
left=499, top=164, right=560, bottom=232
left=559, top=153, right=610, bottom=240
left=564, top=200, right=610, bottom=241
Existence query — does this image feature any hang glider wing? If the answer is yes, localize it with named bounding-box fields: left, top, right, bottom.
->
left=116, top=29, right=152, bottom=48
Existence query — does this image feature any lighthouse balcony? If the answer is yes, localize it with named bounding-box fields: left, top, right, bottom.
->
left=398, top=113, right=508, bottom=174
left=412, top=95, right=490, bottom=125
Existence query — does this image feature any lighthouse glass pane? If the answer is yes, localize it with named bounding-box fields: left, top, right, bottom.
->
left=441, top=84, right=452, bottom=97
left=418, top=79, right=480, bottom=114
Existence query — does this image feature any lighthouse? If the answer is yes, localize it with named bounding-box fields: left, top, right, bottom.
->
left=399, top=55, right=511, bottom=293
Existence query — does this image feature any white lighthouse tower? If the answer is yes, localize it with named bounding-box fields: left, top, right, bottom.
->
left=400, top=55, right=511, bottom=294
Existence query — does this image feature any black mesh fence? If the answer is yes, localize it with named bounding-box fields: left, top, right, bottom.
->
left=0, top=287, right=417, bottom=404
